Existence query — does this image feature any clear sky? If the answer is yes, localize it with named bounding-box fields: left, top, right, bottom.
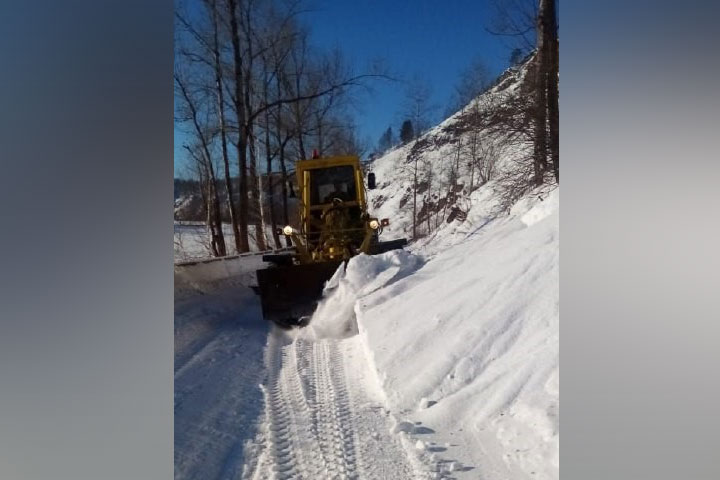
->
left=174, top=0, right=516, bottom=177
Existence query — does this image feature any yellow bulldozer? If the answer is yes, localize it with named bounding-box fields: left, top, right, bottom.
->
left=256, top=153, right=407, bottom=328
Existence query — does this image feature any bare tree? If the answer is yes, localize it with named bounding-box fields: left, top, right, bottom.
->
left=486, top=0, right=538, bottom=56
left=175, top=70, right=228, bottom=257
left=542, top=0, right=559, bottom=182
left=225, top=0, right=252, bottom=252
left=530, top=0, right=560, bottom=185
left=487, top=0, right=558, bottom=187
left=177, top=0, right=393, bottom=254
left=420, top=156, right=435, bottom=235
left=450, top=57, right=492, bottom=113
left=401, top=137, right=433, bottom=239
left=532, top=56, right=547, bottom=186
left=402, top=75, right=436, bottom=139
left=208, top=0, right=242, bottom=253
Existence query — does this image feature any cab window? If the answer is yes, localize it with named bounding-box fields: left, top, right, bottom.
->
left=309, top=166, right=356, bottom=205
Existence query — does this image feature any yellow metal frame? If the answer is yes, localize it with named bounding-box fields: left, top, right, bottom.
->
left=296, top=155, right=367, bottom=234
left=289, top=155, right=375, bottom=264
left=296, top=155, right=367, bottom=210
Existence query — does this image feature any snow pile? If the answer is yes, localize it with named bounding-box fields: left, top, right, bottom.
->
left=308, top=188, right=558, bottom=479
left=360, top=189, right=558, bottom=479
left=513, top=189, right=559, bottom=227
left=302, top=250, right=423, bottom=340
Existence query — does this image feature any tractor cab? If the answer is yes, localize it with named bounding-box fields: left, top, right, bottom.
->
left=295, top=156, right=371, bottom=262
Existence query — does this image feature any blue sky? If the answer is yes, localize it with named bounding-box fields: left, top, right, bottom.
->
left=175, top=0, right=516, bottom=177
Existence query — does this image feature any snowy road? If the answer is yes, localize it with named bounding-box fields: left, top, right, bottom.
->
left=246, top=334, right=417, bottom=480
left=174, top=286, right=269, bottom=480
left=175, top=285, right=422, bottom=480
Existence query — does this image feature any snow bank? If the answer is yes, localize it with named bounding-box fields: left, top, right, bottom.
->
left=306, top=189, right=558, bottom=479
left=358, top=189, right=559, bottom=479
left=512, top=189, right=560, bottom=227
left=302, top=250, right=424, bottom=340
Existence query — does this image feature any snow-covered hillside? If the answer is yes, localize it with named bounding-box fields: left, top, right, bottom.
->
left=367, top=58, right=536, bottom=251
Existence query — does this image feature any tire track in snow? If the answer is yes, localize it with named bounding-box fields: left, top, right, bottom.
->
left=247, top=333, right=417, bottom=479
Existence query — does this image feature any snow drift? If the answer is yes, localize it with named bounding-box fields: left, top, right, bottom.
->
left=301, top=189, right=558, bottom=479
left=301, top=250, right=424, bottom=340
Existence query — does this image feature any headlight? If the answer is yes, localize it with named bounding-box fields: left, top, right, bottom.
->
left=282, top=225, right=294, bottom=236
left=369, top=219, right=379, bottom=230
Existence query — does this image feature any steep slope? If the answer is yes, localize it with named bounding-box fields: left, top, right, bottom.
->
left=368, top=57, right=537, bottom=252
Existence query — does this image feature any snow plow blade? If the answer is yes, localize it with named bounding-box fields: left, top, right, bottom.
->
left=373, top=238, right=408, bottom=254
left=256, top=261, right=343, bottom=329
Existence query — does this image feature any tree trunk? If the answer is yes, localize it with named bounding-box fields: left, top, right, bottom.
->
left=248, top=125, right=267, bottom=250
left=469, top=156, right=475, bottom=192
left=240, top=4, right=266, bottom=252
left=205, top=179, right=218, bottom=257
left=195, top=164, right=208, bottom=221
left=294, top=70, right=307, bottom=160
left=267, top=166, right=281, bottom=249
left=264, top=78, right=281, bottom=249
left=227, top=0, right=250, bottom=252
left=196, top=164, right=217, bottom=256
left=412, top=154, right=418, bottom=239
left=533, top=0, right=548, bottom=187
left=207, top=162, right=226, bottom=256
left=545, top=0, right=559, bottom=183
left=210, top=0, right=241, bottom=253
left=275, top=76, right=293, bottom=247
left=316, top=112, right=323, bottom=156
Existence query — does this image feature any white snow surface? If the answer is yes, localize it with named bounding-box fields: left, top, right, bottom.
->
left=301, top=188, right=559, bottom=479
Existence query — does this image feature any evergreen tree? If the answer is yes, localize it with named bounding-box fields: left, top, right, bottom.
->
left=400, top=120, right=414, bottom=144
left=377, top=126, right=393, bottom=152
left=510, top=48, right=524, bottom=66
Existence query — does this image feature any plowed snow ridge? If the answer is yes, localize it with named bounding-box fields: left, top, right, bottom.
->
left=246, top=333, right=418, bottom=480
